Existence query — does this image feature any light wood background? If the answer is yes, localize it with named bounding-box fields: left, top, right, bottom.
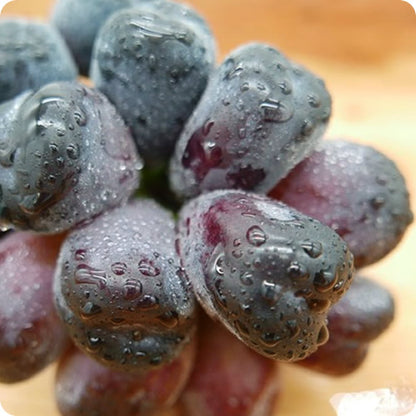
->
left=1, top=1, right=416, bottom=415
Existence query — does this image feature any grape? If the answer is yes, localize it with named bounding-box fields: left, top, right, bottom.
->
left=0, top=81, right=141, bottom=233
left=51, top=0, right=159, bottom=75
left=90, top=0, right=216, bottom=164
left=297, top=275, right=395, bottom=375
left=269, top=139, right=413, bottom=267
left=177, top=190, right=354, bottom=361
left=55, top=340, right=195, bottom=416
left=0, top=19, right=77, bottom=103
left=169, top=42, right=331, bottom=199
left=179, top=313, right=280, bottom=416
left=54, top=199, right=196, bottom=372
left=0, top=231, right=68, bottom=383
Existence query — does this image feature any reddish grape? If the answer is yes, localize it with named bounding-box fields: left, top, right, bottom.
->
left=55, top=340, right=195, bottom=416
left=298, top=275, right=394, bottom=375
left=180, top=313, right=280, bottom=416
left=269, top=139, right=413, bottom=267
left=0, top=232, right=68, bottom=383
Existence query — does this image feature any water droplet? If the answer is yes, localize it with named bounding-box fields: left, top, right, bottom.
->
left=49, top=143, right=59, bottom=153
left=123, top=279, right=142, bottom=300
left=232, top=249, right=243, bottom=258
left=66, top=143, right=80, bottom=159
left=240, top=82, right=250, bottom=92
left=240, top=271, right=254, bottom=286
left=261, top=280, right=280, bottom=303
left=278, top=80, right=292, bottom=95
left=81, top=302, right=102, bottom=318
left=317, top=325, right=329, bottom=345
left=87, top=334, right=103, bottom=350
left=74, top=109, right=87, bottom=126
left=75, top=264, right=107, bottom=289
left=225, top=64, right=244, bottom=80
left=138, top=259, right=160, bottom=277
left=148, top=53, right=157, bottom=69
left=214, top=254, right=225, bottom=276
left=260, top=332, right=282, bottom=347
left=132, top=330, right=142, bottom=341
left=286, top=319, right=300, bottom=338
left=301, top=241, right=323, bottom=258
left=260, top=98, right=293, bottom=122
left=111, top=262, right=127, bottom=276
left=238, top=127, right=246, bottom=139
left=202, top=119, right=214, bottom=136
left=74, top=249, right=87, bottom=261
left=300, top=120, right=314, bottom=137
left=371, top=195, right=385, bottom=209
left=137, top=295, right=159, bottom=310
left=313, top=269, right=337, bottom=292
left=246, top=225, right=267, bottom=246
left=287, top=261, right=309, bottom=280
left=307, top=94, right=321, bottom=108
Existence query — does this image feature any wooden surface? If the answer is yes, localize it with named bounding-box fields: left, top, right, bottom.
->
left=1, top=1, right=416, bottom=415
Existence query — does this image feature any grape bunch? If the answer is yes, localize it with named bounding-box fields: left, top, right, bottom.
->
left=0, top=1, right=413, bottom=415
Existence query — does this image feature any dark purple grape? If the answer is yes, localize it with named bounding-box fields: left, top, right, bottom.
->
left=298, top=275, right=395, bottom=375
left=0, top=81, right=141, bottom=233
left=180, top=313, right=280, bottom=416
left=269, top=139, right=413, bottom=267
left=90, top=0, right=216, bottom=164
left=177, top=190, right=354, bottom=361
left=54, top=199, right=196, bottom=372
left=0, top=232, right=68, bottom=383
left=51, top=0, right=159, bottom=75
left=169, top=42, right=331, bottom=199
left=0, top=19, right=77, bottom=103
left=55, top=340, right=195, bottom=416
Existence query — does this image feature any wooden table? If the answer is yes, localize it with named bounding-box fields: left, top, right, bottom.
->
left=1, top=1, right=415, bottom=415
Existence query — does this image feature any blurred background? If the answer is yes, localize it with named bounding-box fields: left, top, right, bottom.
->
left=1, top=1, right=415, bottom=415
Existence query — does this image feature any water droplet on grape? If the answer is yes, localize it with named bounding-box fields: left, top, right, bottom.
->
left=111, top=262, right=127, bottom=275
left=261, top=280, right=280, bottom=303
left=301, top=241, right=323, bottom=258
left=138, top=259, right=160, bottom=277
left=240, top=271, right=254, bottom=286
left=260, top=98, right=293, bottom=122
left=246, top=225, right=267, bottom=246
left=122, top=279, right=143, bottom=300
left=317, top=324, right=329, bottom=345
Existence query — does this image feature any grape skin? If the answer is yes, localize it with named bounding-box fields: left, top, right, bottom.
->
left=52, top=0, right=160, bottom=75
left=177, top=190, right=354, bottom=362
left=297, top=275, right=395, bottom=376
left=0, top=19, right=77, bottom=103
left=0, top=81, right=141, bottom=233
left=55, top=340, right=195, bottom=416
left=90, top=0, right=216, bottom=164
left=54, top=199, right=196, bottom=372
left=269, top=139, right=413, bottom=267
left=0, top=232, right=68, bottom=383
left=170, top=42, right=331, bottom=199
left=180, top=312, right=280, bottom=416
